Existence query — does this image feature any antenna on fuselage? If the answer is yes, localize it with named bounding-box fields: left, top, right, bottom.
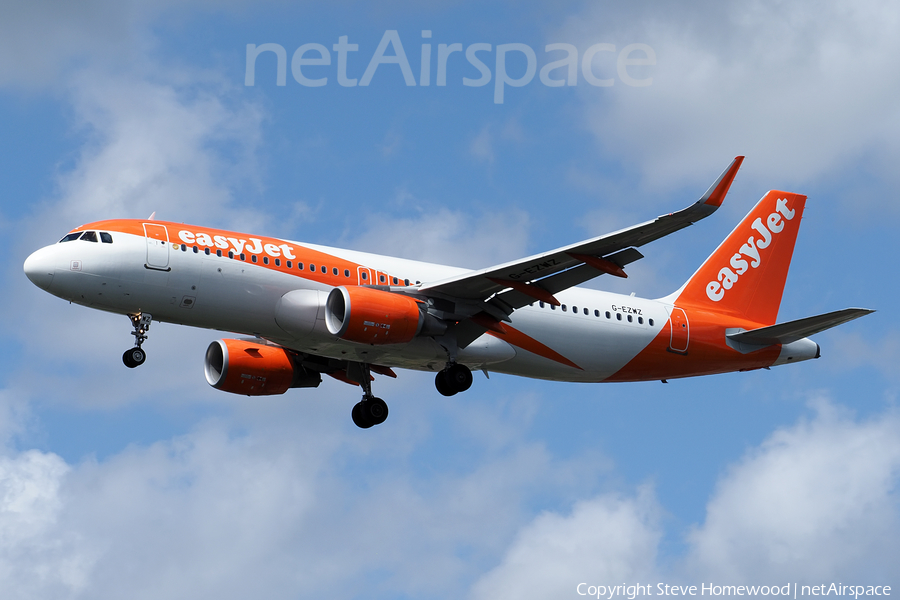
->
left=147, top=212, right=156, bottom=221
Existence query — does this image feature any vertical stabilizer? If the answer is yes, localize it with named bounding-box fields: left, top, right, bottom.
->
left=675, top=191, right=807, bottom=325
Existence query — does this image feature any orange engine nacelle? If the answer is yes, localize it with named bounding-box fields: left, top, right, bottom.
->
left=325, top=286, right=424, bottom=345
left=204, top=339, right=320, bottom=396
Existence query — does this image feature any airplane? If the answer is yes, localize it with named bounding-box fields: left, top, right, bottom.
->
left=23, top=156, right=873, bottom=428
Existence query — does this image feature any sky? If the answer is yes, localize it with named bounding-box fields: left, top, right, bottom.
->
left=0, top=1, right=898, bottom=598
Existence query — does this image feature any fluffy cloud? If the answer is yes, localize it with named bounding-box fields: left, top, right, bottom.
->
left=470, top=487, right=661, bottom=600
left=559, top=0, right=900, bottom=194
left=0, top=392, right=614, bottom=600
left=686, top=400, right=900, bottom=581
left=470, top=398, right=900, bottom=597
left=341, top=204, right=531, bottom=269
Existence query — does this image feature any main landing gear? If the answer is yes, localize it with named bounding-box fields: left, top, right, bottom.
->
left=434, top=363, right=473, bottom=397
left=351, top=363, right=389, bottom=429
left=123, top=312, right=151, bottom=369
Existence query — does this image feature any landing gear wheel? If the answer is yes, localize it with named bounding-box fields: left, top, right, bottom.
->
left=435, top=364, right=473, bottom=396
left=367, top=397, right=388, bottom=425
left=447, top=363, right=473, bottom=392
left=352, top=401, right=375, bottom=429
left=435, top=370, right=456, bottom=397
left=123, top=347, right=146, bottom=368
left=351, top=397, right=389, bottom=429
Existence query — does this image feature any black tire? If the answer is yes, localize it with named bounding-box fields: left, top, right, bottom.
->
left=368, top=397, right=389, bottom=425
left=352, top=401, right=374, bottom=429
left=447, top=363, right=473, bottom=393
left=131, top=347, right=146, bottom=366
left=435, top=370, right=456, bottom=397
left=123, top=348, right=145, bottom=368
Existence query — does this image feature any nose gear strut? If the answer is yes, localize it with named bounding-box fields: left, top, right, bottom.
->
left=123, top=312, right=152, bottom=368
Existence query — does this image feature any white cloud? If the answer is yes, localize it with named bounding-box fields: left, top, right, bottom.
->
left=470, top=487, right=662, bottom=600
left=58, top=70, right=265, bottom=228
left=685, top=399, right=900, bottom=581
left=558, top=0, right=900, bottom=195
left=342, top=204, right=531, bottom=269
left=469, top=398, right=900, bottom=597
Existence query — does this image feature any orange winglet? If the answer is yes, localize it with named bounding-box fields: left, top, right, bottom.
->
left=470, top=311, right=508, bottom=334
left=488, top=277, right=560, bottom=306
left=567, top=253, right=628, bottom=278
left=701, top=156, right=744, bottom=208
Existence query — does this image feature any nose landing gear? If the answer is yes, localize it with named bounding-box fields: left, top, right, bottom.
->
left=123, top=312, right=151, bottom=368
left=435, top=363, right=473, bottom=397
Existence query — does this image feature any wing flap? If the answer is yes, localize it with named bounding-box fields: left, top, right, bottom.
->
left=726, top=308, right=875, bottom=346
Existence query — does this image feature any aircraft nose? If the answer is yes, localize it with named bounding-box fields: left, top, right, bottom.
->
left=24, top=247, right=55, bottom=291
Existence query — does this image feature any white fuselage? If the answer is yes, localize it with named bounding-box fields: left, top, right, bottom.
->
left=26, top=226, right=671, bottom=382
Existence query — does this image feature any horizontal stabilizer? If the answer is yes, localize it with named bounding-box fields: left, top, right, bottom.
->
left=727, top=308, right=875, bottom=346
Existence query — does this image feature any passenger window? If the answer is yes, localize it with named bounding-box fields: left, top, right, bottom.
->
left=310, top=263, right=315, bottom=271
left=392, top=277, right=398, bottom=285
left=193, top=246, right=199, bottom=253
left=379, top=274, right=385, bottom=283
left=606, top=311, right=611, bottom=319
left=361, top=271, right=367, bottom=280
left=550, top=304, right=556, bottom=310
left=638, top=317, right=644, bottom=324
left=617, top=313, right=622, bottom=321
left=80, top=231, right=98, bottom=242
left=321, top=265, right=326, bottom=274
left=627, top=315, right=633, bottom=322
left=216, top=249, right=222, bottom=257
left=251, top=255, right=257, bottom=263
left=594, top=310, right=600, bottom=317
left=649, top=319, right=655, bottom=327
left=181, top=244, right=186, bottom=251
left=572, top=306, right=577, bottom=313
left=298, top=262, right=304, bottom=270
left=345, top=269, right=350, bottom=277
left=275, top=258, right=281, bottom=267
left=263, top=256, right=269, bottom=265
left=100, top=232, right=113, bottom=244
left=59, top=232, right=83, bottom=243
left=562, top=305, right=567, bottom=312
left=333, top=267, right=338, bottom=275
left=539, top=301, right=545, bottom=308
left=286, top=261, right=292, bottom=268
left=228, top=251, right=234, bottom=259
left=205, top=248, right=210, bottom=255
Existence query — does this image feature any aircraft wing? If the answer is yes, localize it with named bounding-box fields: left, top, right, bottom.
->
left=417, top=156, right=744, bottom=316
left=726, top=308, right=875, bottom=346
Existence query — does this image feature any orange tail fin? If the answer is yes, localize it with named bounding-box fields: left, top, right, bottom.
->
left=675, top=191, right=807, bottom=325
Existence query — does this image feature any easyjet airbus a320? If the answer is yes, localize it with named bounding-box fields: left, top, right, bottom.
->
left=24, top=157, right=872, bottom=428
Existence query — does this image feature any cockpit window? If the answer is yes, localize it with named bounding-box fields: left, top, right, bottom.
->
left=80, top=231, right=98, bottom=242
left=100, top=232, right=113, bottom=244
left=59, top=232, right=83, bottom=243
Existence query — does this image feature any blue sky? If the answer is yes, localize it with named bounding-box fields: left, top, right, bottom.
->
left=1, top=1, right=898, bottom=598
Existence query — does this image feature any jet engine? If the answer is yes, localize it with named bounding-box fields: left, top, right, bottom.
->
left=325, top=286, right=426, bottom=345
left=204, top=339, right=321, bottom=396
